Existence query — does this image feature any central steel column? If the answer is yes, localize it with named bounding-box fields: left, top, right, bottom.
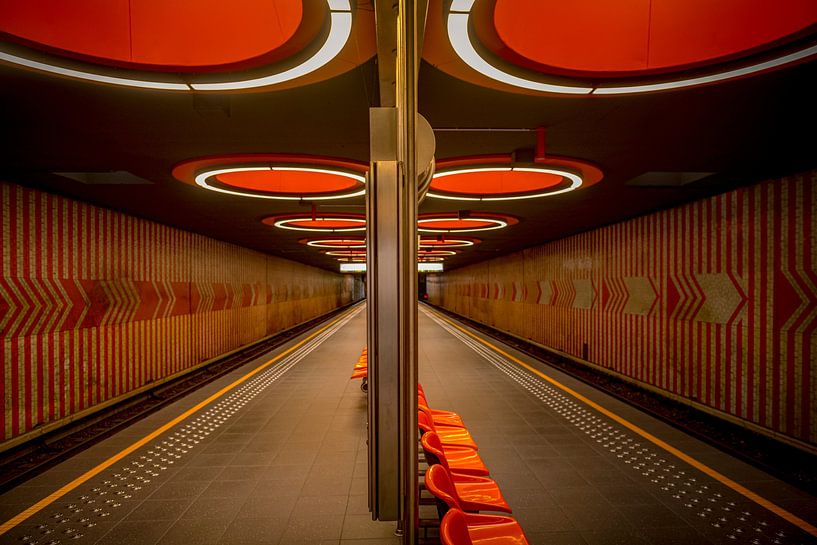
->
left=396, top=1, right=419, bottom=540
left=368, top=1, right=430, bottom=543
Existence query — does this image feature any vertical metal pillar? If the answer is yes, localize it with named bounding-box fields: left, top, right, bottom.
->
left=396, top=2, right=419, bottom=542
left=368, top=1, right=431, bottom=543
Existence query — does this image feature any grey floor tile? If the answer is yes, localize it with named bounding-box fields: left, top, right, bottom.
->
left=125, top=499, right=190, bottom=521
left=180, top=495, right=246, bottom=522
left=156, top=518, right=229, bottom=545
left=524, top=531, right=589, bottom=545
left=340, top=514, right=398, bottom=539
left=280, top=513, right=345, bottom=542
left=148, top=480, right=209, bottom=500
left=219, top=516, right=288, bottom=545
left=96, top=519, right=174, bottom=545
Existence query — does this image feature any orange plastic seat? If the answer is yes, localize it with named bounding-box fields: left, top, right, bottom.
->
left=418, top=410, right=478, bottom=450
left=426, top=464, right=512, bottom=514
left=440, top=508, right=530, bottom=545
left=419, top=402, right=465, bottom=427
left=416, top=385, right=462, bottom=422
left=351, top=348, right=368, bottom=380
left=422, top=432, right=489, bottom=476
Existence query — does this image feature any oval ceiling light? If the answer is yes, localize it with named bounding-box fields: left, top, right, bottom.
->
left=430, top=165, right=580, bottom=201
left=263, top=213, right=366, bottom=233
left=325, top=249, right=367, bottom=257
left=447, top=0, right=592, bottom=95
left=418, top=213, right=517, bottom=233
left=419, top=237, right=479, bottom=248
left=428, top=153, right=603, bottom=201
left=442, top=0, right=817, bottom=96
left=302, top=237, right=366, bottom=248
left=173, top=154, right=367, bottom=200
left=419, top=249, right=458, bottom=257
left=0, top=0, right=356, bottom=91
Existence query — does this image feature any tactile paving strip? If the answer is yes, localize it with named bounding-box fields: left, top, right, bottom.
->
left=424, top=308, right=815, bottom=545
left=6, top=306, right=362, bottom=545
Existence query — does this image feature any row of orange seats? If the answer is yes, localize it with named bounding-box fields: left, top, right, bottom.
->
left=349, top=351, right=529, bottom=543
left=350, top=347, right=368, bottom=391
left=419, top=384, right=531, bottom=545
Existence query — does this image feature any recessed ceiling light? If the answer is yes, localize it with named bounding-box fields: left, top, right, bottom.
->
left=303, top=238, right=366, bottom=248
left=419, top=249, right=458, bottom=256
left=446, top=9, right=592, bottom=95
left=0, top=0, right=353, bottom=92
left=428, top=165, right=582, bottom=201
left=419, top=237, right=477, bottom=248
left=446, top=3, right=817, bottom=96
left=193, top=164, right=365, bottom=200
left=325, top=249, right=367, bottom=257
left=264, top=214, right=366, bottom=233
left=418, top=213, right=516, bottom=233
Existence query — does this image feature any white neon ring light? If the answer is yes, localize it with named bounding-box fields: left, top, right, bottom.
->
left=325, top=250, right=368, bottom=256
left=447, top=2, right=592, bottom=95
left=419, top=239, right=475, bottom=248
left=193, top=165, right=365, bottom=200
left=273, top=216, right=366, bottom=232
left=427, top=166, right=582, bottom=201
left=306, top=239, right=366, bottom=248
left=447, top=1, right=817, bottom=96
left=419, top=250, right=458, bottom=256
left=418, top=217, right=508, bottom=233
left=0, top=0, right=353, bottom=92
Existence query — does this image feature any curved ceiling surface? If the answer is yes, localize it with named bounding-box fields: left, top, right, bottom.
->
left=0, top=0, right=304, bottom=71
left=0, top=0, right=374, bottom=91
left=492, top=0, right=817, bottom=76
left=427, top=0, right=817, bottom=95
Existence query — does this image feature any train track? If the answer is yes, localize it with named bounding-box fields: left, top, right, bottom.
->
left=0, top=302, right=360, bottom=493
left=425, top=303, right=817, bottom=497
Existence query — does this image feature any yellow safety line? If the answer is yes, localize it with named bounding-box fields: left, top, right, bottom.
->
left=0, top=307, right=358, bottom=536
left=428, top=308, right=817, bottom=538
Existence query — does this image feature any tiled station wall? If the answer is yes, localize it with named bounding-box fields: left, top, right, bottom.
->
left=0, top=182, right=362, bottom=444
left=428, top=170, right=817, bottom=448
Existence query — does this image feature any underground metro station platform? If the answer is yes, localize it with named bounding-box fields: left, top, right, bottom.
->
left=1, top=1, right=817, bottom=544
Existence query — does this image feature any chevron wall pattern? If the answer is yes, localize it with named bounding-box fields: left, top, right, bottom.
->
left=0, top=182, right=360, bottom=445
left=428, top=170, right=817, bottom=448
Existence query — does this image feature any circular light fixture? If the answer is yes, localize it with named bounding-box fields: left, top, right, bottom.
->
left=441, top=0, right=817, bottom=95
left=419, top=256, right=445, bottom=263
left=418, top=213, right=517, bottom=233
left=430, top=165, right=580, bottom=201
left=173, top=154, right=367, bottom=200
left=263, top=213, right=366, bottom=232
left=194, top=166, right=364, bottom=200
left=302, top=237, right=366, bottom=248
left=325, top=249, right=367, bottom=257
left=428, top=154, right=603, bottom=201
left=419, top=237, right=479, bottom=248
left=0, top=0, right=359, bottom=91
left=419, top=249, right=458, bottom=257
